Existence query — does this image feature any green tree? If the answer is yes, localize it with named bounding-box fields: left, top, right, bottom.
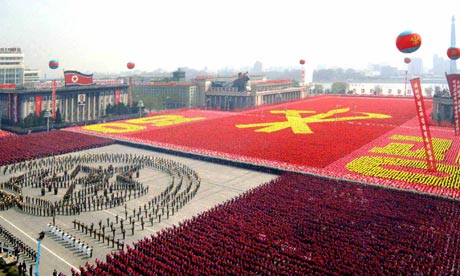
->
left=54, top=108, right=62, bottom=124
left=374, top=85, right=382, bottom=95
left=330, top=82, right=348, bottom=94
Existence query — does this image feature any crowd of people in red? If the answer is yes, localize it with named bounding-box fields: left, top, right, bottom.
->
left=76, top=173, right=460, bottom=275
left=0, top=131, right=114, bottom=166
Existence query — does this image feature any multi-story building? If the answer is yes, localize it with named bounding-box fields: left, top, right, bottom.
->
left=0, top=81, right=129, bottom=124
left=133, top=82, right=199, bottom=110
left=0, top=47, right=24, bottom=85
left=197, top=75, right=304, bottom=110
left=24, top=68, right=40, bottom=87
left=132, top=69, right=201, bottom=111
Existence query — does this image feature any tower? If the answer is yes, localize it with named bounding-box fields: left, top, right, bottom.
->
left=450, top=16, right=457, bottom=73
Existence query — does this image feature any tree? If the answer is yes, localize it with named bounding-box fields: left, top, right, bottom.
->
left=373, top=85, right=382, bottom=95
left=330, top=82, right=348, bottom=94
left=54, top=108, right=62, bottom=124
left=313, top=84, right=324, bottom=94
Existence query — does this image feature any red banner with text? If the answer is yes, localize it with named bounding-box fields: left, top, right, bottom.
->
left=12, top=94, right=18, bottom=123
left=52, top=80, right=57, bottom=120
left=410, top=77, right=436, bottom=171
left=36, top=96, right=43, bottom=117
left=445, top=73, right=460, bottom=135
left=115, top=90, right=120, bottom=105
left=129, top=77, right=133, bottom=108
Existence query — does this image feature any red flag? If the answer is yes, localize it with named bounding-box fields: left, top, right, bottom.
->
left=410, top=77, right=437, bottom=172
left=36, top=96, right=43, bottom=117
left=445, top=73, right=460, bottom=135
left=64, top=70, right=94, bottom=86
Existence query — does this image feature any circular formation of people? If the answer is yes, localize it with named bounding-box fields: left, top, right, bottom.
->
left=0, top=153, right=201, bottom=219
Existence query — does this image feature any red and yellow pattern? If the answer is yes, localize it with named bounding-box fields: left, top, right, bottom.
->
left=65, top=96, right=460, bottom=198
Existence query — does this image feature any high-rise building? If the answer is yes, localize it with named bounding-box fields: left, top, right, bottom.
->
left=252, top=61, right=263, bottom=73
left=408, top=57, right=423, bottom=76
left=0, top=47, right=24, bottom=85
left=432, top=54, right=450, bottom=76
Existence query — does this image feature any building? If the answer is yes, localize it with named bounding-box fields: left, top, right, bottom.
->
left=133, top=82, right=199, bottom=110
left=200, top=75, right=304, bottom=110
left=408, top=57, right=423, bottom=76
left=0, top=47, right=24, bottom=86
left=132, top=69, right=201, bottom=111
left=432, top=54, right=450, bottom=76
left=432, top=96, right=454, bottom=124
left=0, top=81, right=129, bottom=125
left=24, top=68, right=40, bottom=87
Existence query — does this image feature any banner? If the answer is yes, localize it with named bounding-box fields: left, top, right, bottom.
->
left=35, top=96, right=43, bottom=117
left=445, top=73, right=460, bottom=135
left=0, top=84, right=16, bottom=89
left=64, top=70, right=94, bottom=86
left=115, top=90, right=120, bottom=105
left=7, top=94, right=11, bottom=121
left=12, top=94, right=18, bottom=123
left=52, top=80, right=56, bottom=120
left=410, top=78, right=437, bottom=172
left=129, top=77, right=133, bottom=108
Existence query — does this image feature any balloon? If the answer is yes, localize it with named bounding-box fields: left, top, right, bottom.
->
left=299, top=59, right=305, bottom=65
left=404, top=57, right=411, bottom=64
left=396, top=31, right=422, bottom=53
left=127, top=62, right=135, bottom=69
left=447, top=47, right=460, bottom=60
left=49, top=59, right=59, bottom=70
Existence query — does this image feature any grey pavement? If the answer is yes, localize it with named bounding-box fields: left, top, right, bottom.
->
left=0, top=144, right=277, bottom=276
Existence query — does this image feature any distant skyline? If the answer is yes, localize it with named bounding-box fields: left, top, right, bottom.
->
left=1, top=0, right=459, bottom=79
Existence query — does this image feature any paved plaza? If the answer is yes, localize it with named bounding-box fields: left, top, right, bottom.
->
left=0, top=144, right=278, bottom=276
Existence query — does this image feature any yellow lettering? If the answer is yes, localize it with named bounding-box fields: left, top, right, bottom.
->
left=236, top=108, right=391, bottom=134
left=127, top=115, right=205, bottom=127
left=369, top=135, right=451, bottom=161
left=346, top=156, right=460, bottom=187
left=83, top=123, right=146, bottom=133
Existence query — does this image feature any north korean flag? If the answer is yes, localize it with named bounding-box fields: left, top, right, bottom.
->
left=64, top=70, right=95, bottom=86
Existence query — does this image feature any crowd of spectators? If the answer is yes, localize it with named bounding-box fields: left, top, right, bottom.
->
left=76, top=173, right=460, bottom=275
left=0, top=130, right=114, bottom=166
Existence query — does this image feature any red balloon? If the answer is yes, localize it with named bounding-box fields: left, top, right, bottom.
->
left=49, top=59, right=59, bottom=69
left=299, top=59, right=305, bottom=65
left=404, top=57, right=411, bottom=64
left=127, top=62, right=135, bottom=69
left=396, top=31, right=422, bottom=53
left=447, top=47, right=460, bottom=60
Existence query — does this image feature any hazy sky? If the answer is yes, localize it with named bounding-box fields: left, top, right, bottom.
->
left=1, top=0, right=459, bottom=78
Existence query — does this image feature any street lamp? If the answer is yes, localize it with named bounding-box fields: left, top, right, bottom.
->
left=137, top=100, right=144, bottom=118
left=43, top=109, right=52, bottom=132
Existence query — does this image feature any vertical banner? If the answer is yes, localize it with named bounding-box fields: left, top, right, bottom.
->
left=7, top=94, right=11, bottom=121
left=129, top=77, right=133, bottom=108
left=301, top=70, right=305, bottom=96
left=445, top=73, right=460, bottom=135
left=12, top=93, right=18, bottom=123
left=52, top=80, right=57, bottom=120
left=410, top=78, right=437, bottom=172
left=115, top=90, right=120, bottom=105
left=35, top=96, right=43, bottom=117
